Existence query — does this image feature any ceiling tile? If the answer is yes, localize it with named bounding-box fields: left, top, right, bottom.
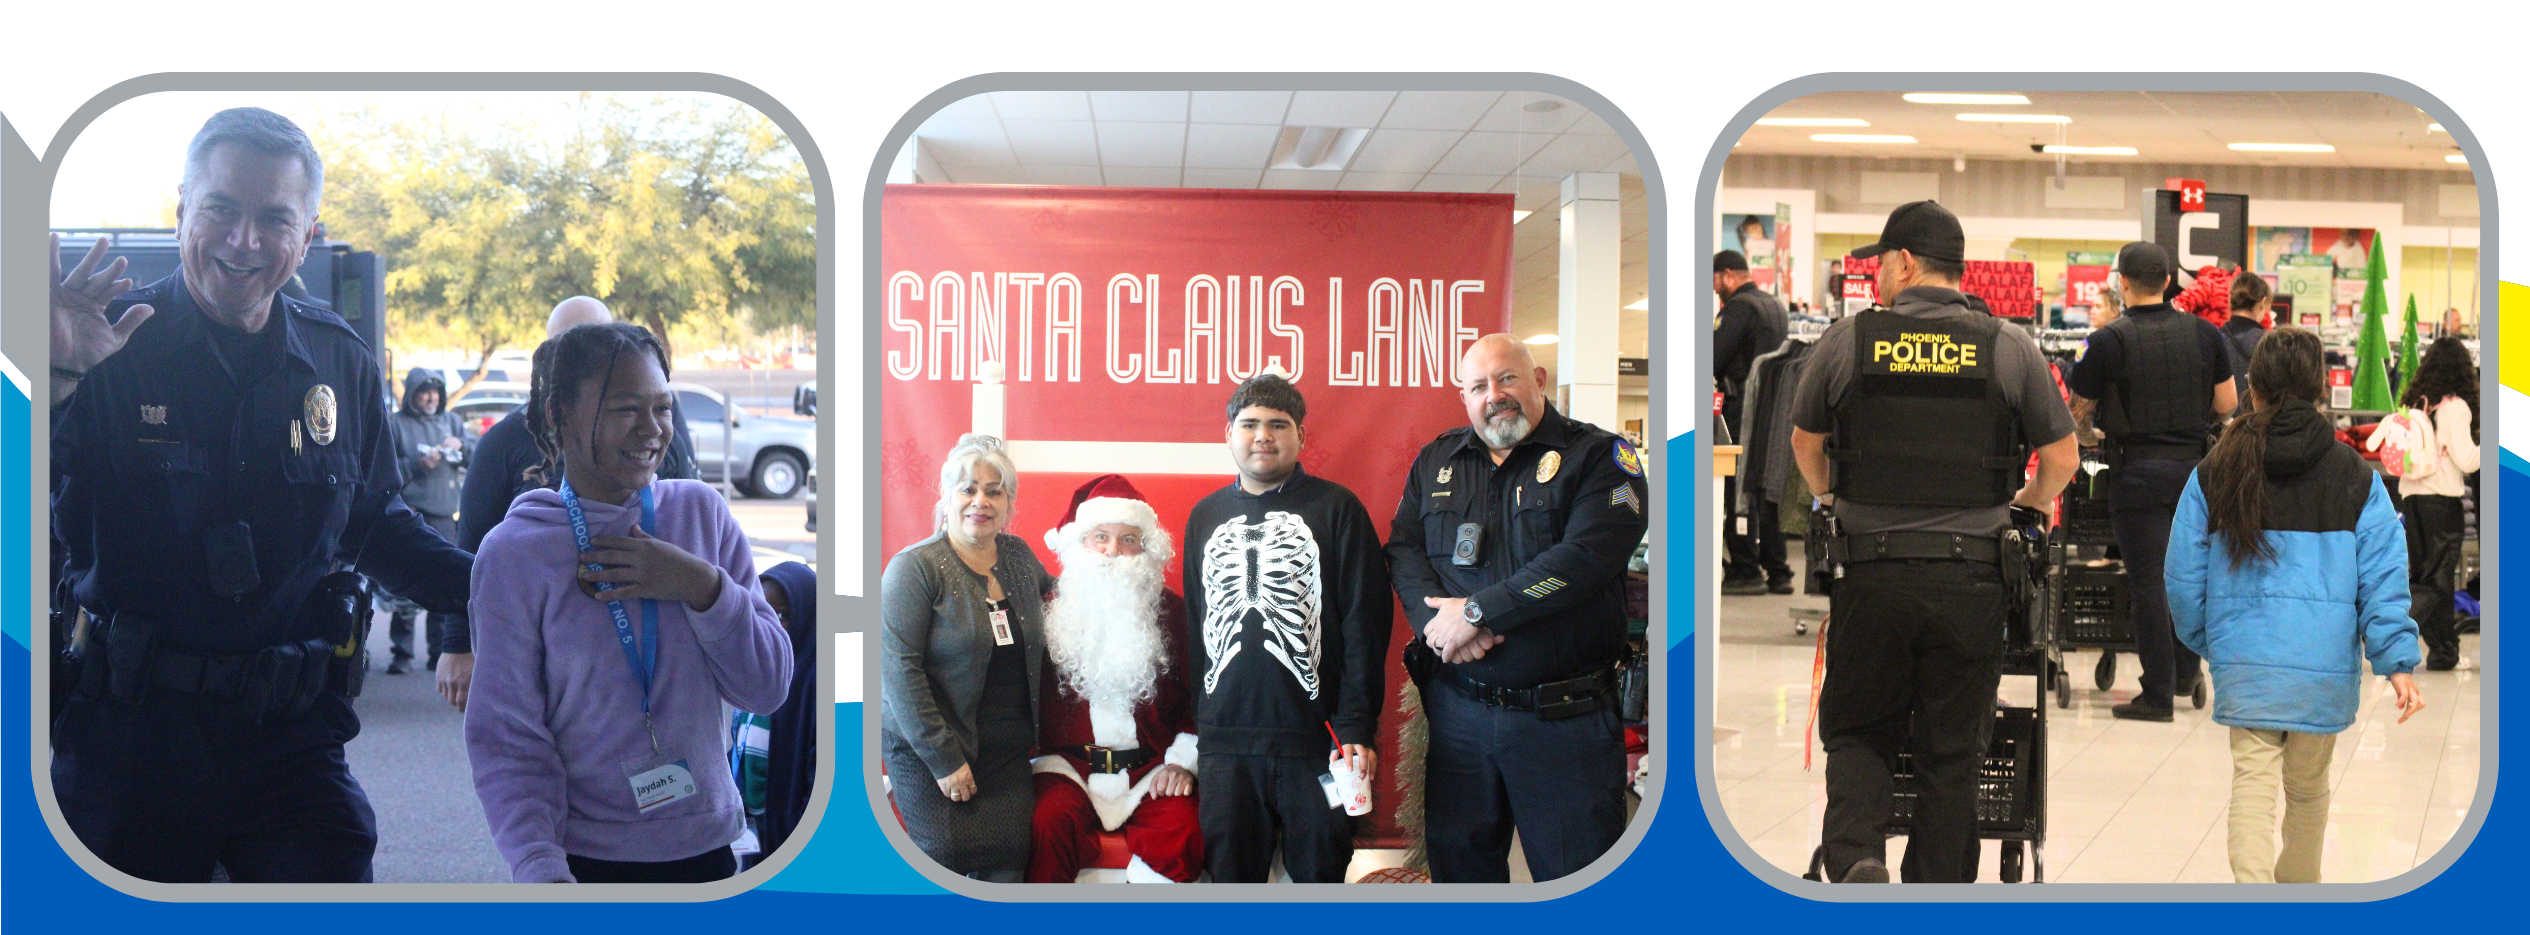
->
left=1475, top=92, right=1586, bottom=134
left=1286, top=91, right=1397, bottom=128
left=1382, top=91, right=1502, bottom=131
left=1096, top=121, right=1187, bottom=167
left=927, top=94, right=998, bottom=120
left=1002, top=119, right=1101, bottom=165
left=1260, top=168, right=1345, bottom=190
left=1432, top=131, right=1552, bottom=176
left=1181, top=168, right=1264, bottom=189
left=1565, top=112, right=1622, bottom=136
left=988, top=90, right=1092, bottom=120
left=1346, top=128, right=1467, bottom=175
left=1191, top=91, right=1292, bottom=125
left=1520, top=134, right=1636, bottom=177
left=1101, top=166, right=1184, bottom=188
left=1184, top=123, right=1282, bottom=169
left=1604, top=152, right=1642, bottom=175
left=1089, top=91, right=1189, bottom=122
left=912, top=119, right=1014, bottom=165
left=940, top=164, right=1026, bottom=184
left=1337, top=172, right=1423, bottom=192
left=1415, top=173, right=1503, bottom=193
left=1023, top=165, right=1105, bottom=186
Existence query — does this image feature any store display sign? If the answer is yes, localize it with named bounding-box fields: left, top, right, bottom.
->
left=2065, top=264, right=2111, bottom=312
left=2165, top=177, right=2208, bottom=212
left=2276, top=258, right=2335, bottom=327
left=2328, top=367, right=2353, bottom=409
left=1724, top=211, right=1778, bottom=292
left=2150, top=189, right=2248, bottom=271
left=1839, top=272, right=1876, bottom=315
left=2066, top=251, right=2116, bottom=266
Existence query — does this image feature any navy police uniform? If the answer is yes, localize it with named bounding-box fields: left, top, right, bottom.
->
left=1387, top=404, right=1649, bottom=882
left=51, top=270, right=473, bottom=882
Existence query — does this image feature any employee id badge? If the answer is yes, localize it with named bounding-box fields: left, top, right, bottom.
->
left=625, top=757, right=700, bottom=813
left=989, top=608, right=1015, bottom=646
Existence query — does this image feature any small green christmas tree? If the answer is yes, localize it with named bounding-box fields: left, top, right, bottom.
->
left=2395, top=293, right=2422, bottom=402
left=2349, top=243, right=2396, bottom=412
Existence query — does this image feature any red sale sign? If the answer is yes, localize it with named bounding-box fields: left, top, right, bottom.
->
left=2065, top=264, right=2111, bottom=311
left=881, top=185, right=1516, bottom=845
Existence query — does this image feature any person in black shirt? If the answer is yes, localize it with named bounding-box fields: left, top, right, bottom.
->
left=1713, top=250, right=1792, bottom=594
left=1387, top=334, right=1650, bottom=883
left=48, top=108, right=472, bottom=882
left=2223, top=273, right=2274, bottom=405
left=2067, top=242, right=2239, bottom=722
left=1183, top=374, right=1390, bottom=883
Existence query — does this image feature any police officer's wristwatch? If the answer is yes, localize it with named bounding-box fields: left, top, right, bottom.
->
left=1463, top=597, right=1484, bottom=625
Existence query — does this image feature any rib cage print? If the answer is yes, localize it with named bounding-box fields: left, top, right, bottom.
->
left=1200, top=511, right=1324, bottom=698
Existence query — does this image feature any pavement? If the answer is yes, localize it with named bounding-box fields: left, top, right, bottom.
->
left=345, top=485, right=814, bottom=883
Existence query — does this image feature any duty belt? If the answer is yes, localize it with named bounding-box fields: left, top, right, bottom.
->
left=1440, top=666, right=1616, bottom=714
left=1826, top=531, right=2002, bottom=565
left=1065, top=744, right=1157, bottom=774
left=96, top=613, right=334, bottom=724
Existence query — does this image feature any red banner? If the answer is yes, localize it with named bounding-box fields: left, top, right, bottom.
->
left=880, top=186, right=1515, bottom=841
left=2065, top=264, right=2111, bottom=312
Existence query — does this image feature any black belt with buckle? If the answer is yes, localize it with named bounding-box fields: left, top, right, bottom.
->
left=1827, top=531, right=2002, bottom=566
left=1440, top=666, right=1617, bottom=719
left=1066, top=744, right=1157, bottom=774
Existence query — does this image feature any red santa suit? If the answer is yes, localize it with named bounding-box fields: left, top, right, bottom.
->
left=1026, top=476, right=1205, bottom=883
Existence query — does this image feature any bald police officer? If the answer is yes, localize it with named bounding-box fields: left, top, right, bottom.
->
left=2066, top=242, right=2238, bottom=722
left=1787, top=201, right=2079, bottom=883
left=1389, top=334, right=1650, bottom=883
left=50, top=108, right=473, bottom=882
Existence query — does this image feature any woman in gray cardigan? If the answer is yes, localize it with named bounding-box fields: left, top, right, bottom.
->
left=880, top=434, right=1048, bottom=881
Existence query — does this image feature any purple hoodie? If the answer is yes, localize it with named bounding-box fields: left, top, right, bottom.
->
left=465, top=479, right=793, bottom=882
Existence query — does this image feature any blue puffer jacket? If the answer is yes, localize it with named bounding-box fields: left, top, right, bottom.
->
left=2167, top=400, right=2420, bottom=735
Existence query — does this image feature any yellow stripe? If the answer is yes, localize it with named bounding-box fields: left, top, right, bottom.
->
left=2503, top=281, right=2529, bottom=395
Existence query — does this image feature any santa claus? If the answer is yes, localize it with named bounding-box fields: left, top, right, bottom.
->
left=1028, top=475, right=1204, bottom=883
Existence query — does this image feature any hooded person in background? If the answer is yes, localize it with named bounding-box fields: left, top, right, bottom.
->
left=1028, top=475, right=1203, bottom=883
left=382, top=367, right=471, bottom=673
left=742, top=561, right=820, bottom=868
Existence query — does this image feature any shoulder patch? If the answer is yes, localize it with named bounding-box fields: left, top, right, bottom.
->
left=1614, top=439, right=1643, bottom=477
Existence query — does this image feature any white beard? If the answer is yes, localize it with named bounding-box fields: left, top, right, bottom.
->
left=1046, top=545, right=1170, bottom=719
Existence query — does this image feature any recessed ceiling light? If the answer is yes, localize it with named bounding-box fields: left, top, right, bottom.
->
left=1623, top=299, right=1649, bottom=311
left=1512, top=210, right=1533, bottom=224
left=1903, top=93, right=2030, bottom=105
left=1267, top=126, right=1370, bottom=170
left=2041, top=145, right=2139, bottom=156
left=1956, top=113, right=2070, bottom=124
left=1522, top=100, right=1565, bottom=113
left=2429, top=123, right=2446, bottom=132
left=1756, top=117, right=1869, bottom=127
left=2228, top=143, right=2335, bottom=153
left=1812, top=134, right=1918, bottom=144
left=1525, top=333, right=1560, bottom=345
left=2447, top=154, right=2470, bottom=164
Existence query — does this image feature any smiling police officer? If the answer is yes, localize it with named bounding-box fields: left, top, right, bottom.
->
left=1786, top=201, right=2079, bottom=883
left=1388, top=333, right=1650, bottom=883
left=49, top=108, right=473, bottom=883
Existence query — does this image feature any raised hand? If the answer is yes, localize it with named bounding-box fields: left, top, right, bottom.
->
left=50, top=234, right=155, bottom=390
left=578, top=525, right=724, bottom=610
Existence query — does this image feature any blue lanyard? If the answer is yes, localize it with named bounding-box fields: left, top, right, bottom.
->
left=559, top=478, right=661, bottom=742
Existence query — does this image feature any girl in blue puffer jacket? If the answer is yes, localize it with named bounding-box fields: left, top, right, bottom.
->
left=2167, top=325, right=2426, bottom=884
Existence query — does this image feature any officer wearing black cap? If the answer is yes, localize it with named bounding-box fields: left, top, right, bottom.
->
left=1786, top=200, right=2079, bottom=883
left=48, top=107, right=473, bottom=882
left=1389, top=333, right=1650, bottom=883
left=2065, top=242, right=2238, bottom=722
left=1713, top=249, right=1791, bottom=595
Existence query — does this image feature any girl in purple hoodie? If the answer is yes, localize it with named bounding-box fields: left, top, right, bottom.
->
left=465, top=323, right=793, bottom=883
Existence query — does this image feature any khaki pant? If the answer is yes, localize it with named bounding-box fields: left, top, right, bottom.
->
left=2228, top=727, right=2337, bottom=883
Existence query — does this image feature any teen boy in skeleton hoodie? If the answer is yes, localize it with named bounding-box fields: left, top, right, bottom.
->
left=1182, top=374, right=1392, bottom=883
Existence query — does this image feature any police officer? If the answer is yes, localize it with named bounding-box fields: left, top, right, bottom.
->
left=48, top=107, right=473, bottom=883
left=1387, top=333, right=1650, bottom=883
left=1786, top=201, right=2079, bottom=883
left=2066, top=242, right=2238, bottom=722
left=1713, top=249, right=1791, bottom=595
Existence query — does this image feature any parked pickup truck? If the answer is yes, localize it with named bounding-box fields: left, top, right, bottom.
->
left=671, top=382, right=815, bottom=499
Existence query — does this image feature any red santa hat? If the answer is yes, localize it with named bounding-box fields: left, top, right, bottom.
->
left=1044, top=474, right=1172, bottom=559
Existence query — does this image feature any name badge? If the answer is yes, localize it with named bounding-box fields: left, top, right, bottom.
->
left=628, top=759, right=699, bottom=813
left=990, top=608, right=1015, bottom=646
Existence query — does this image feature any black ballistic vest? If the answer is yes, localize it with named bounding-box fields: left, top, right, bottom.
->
left=1829, top=310, right=2022, bottom=508
left=2098, top=307, right=2213, bottom=451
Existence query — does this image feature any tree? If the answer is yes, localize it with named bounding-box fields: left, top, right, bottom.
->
left=2348, top=241, right=2396, bottom=412
left=2396, top=293, right=2421, bottom=402
left=308, top=95, right=816, bottom=400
